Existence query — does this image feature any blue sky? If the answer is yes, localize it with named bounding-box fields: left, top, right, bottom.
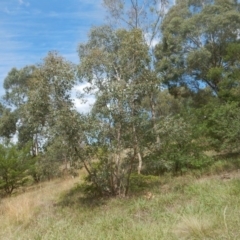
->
left=0, top=0, right=105, bottom=110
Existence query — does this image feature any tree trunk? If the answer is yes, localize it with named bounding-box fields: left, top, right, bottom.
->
left=150, top=92, right=160, bottom=149
left=137, top=152, right=142, bottom=175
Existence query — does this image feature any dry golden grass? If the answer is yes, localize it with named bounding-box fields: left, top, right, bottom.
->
left=0, top=177, right=79, bottom=226
left=1, top=168, right=240, bottom=240
left=174, top=215, right=214, bottom=239
left=0, top=195, right=35, bottom=225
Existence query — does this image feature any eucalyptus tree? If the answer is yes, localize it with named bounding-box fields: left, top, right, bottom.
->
left=26, top=52, right=76, bottom=155
left=1, top=52, right=80, bottom=180
left=156, top=0, right=240, bottom=95
left=155, top=0, right=240, bottom=154
left=103, top=0, right=168, bottom=33
left=0, top=103, right=17, bottom=141
left=218, top=42, right=240, bottom=101
left=103, top=0, right=169, bottom=149
left=1, top=65, right=41, bottom=150
left=3, top=66, right=35, bottom=108
left=1, top=66, right=35, bottom=142
left=78, top=26, right=150, bottom=195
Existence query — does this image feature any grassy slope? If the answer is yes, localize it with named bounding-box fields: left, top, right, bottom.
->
left=1, top=172, right=240, bottom=240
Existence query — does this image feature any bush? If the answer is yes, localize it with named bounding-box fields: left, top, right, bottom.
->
left=0, top=144, right=31, bottom=195
left=202, top=101, right=240, bottom=153
left=129, top=173, right=160, bottom=193
left=144, top=116, right=212, bottom=175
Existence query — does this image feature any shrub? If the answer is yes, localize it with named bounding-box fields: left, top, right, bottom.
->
left=0, top=144, right=31, bottom=195
left=129, top=173, right=160, bottom=193
left=144, top=116, right=212, bottom=175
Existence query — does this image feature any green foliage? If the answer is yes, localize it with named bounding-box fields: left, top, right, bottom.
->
left=83, top=147, right=116, bottom=196
left=1, top=0, right=240, bottom=200
left=27, top=154, right=61, bottom=183
left=129, top=173, right=160, bottom=193
left=0, top=104, right=17, bottom=140
left=157, top=0, right=240, bottom=94
left=218, top=42, right=240, bottom=101
left=145, top=115, right=212, bottom=175
left=0, top=144, right=32, bottom=195
left=78, top=26, right=152, bottom=196
left=3, top=66, right=35, bottom=107
left=2, top=52, right=77, bottom=158
left=201, top=101, right=240, bottom=152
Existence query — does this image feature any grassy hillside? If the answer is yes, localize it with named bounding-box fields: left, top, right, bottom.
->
left=1, top=171, right=240, bottom=240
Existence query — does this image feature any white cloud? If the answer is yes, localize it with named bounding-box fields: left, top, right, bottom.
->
left=73, top=82, right=91, bottom=92
left=144, top=33, right=160, bottom=48
left=73, top=96, right=95, bottom=113
left=72, top=82, right=95, bottom=113
left=236, top=29, right=240, bottom=40
left=18, top=0, right=30, bottom=7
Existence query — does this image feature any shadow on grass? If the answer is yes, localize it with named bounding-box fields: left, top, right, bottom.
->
left=58, top=174, right=162, bottom=209
left=216, top=151, right=240, bottom=160
left=209, top=152, right=240, bottom=174
left=58, top=183, right=107, bottom=209
left=129, top=173, right=161, bottom=195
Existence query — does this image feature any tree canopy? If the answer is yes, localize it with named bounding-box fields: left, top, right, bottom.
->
left=156, top=0, right=240, bottom=95
left=1, top=0, right=240, bottom=197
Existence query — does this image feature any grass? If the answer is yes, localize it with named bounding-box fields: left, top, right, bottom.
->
left=1, top=170, right=240, bottom=239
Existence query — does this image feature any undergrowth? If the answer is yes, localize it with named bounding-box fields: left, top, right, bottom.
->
left=1, top=161, right=240, bottom=239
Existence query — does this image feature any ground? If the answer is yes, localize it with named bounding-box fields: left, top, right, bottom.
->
left=1, top=170, right=240, bottom=239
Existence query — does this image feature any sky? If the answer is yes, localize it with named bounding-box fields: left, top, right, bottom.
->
left=0, top=0, right=106, bottom=112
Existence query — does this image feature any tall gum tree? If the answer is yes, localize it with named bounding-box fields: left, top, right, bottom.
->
left=2, top=52, right=78, bottom=158
left=2, top=66, right=36, bottom=146
left=78, top=26, right=150, bottom=194
left=156, top=0, right=240, bottom=95
left=155, top=0, right=240, bottom=155
left=102, top=0, right=170, bottom=163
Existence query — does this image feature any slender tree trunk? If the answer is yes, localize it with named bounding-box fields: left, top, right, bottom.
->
left=125, top=150, right=136, bottom=196
left=116, top=124, right=121, bottom=176
left=137, top=152, right=142, bottom=174
left=75, top=146, right=103, bottom=196
left=132, top=120, right=143, bottom=174
left=35, top=138, right=38, bottom=156
left=150, top=92, right=160, bottom=149
left=115, top=124, right=122, bottom=194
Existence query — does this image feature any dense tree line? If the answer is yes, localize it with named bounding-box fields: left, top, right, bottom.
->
left=0, top=0, right=240, bottom=196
